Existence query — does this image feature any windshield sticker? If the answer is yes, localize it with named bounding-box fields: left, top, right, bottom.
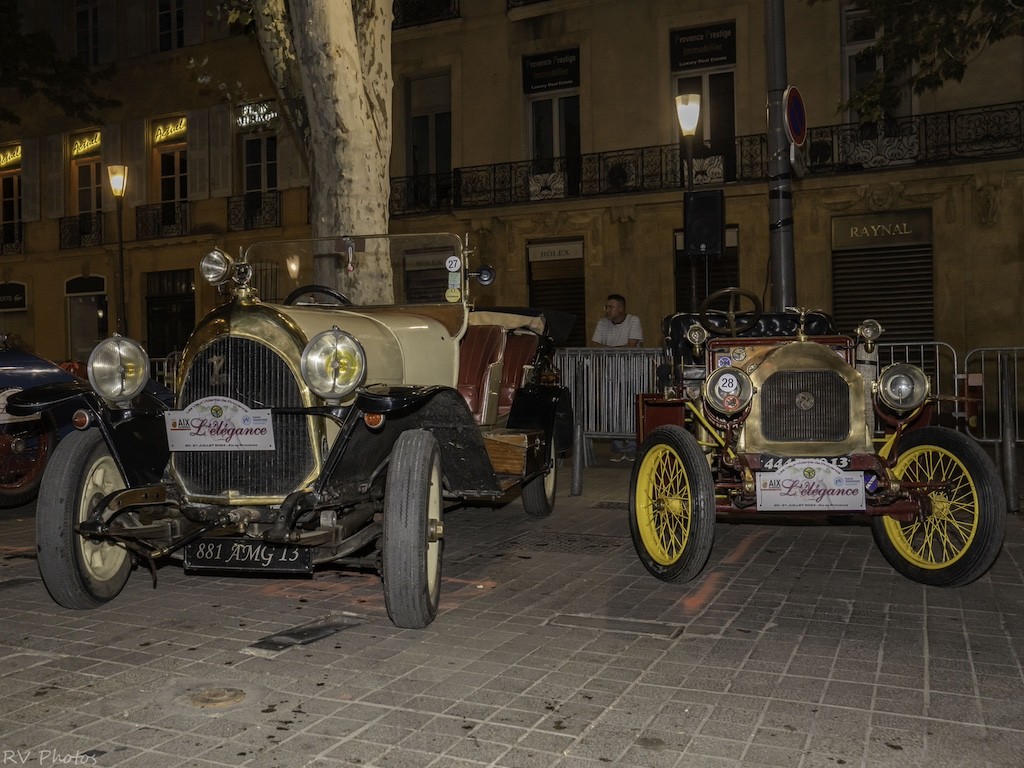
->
left=0, top=388, right=38, bottom=424
left=165, top=396, right=275, bottom=451
left=756, top=458, right=865, bottom=511
left=445, top=255, right=462, bottom=272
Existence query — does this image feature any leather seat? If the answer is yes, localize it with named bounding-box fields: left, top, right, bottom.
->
left=497, top=332, right=539, bottom=416
left=458, top=324, right=506, bottom=424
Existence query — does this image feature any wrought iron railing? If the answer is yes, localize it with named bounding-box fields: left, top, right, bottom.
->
left=507, top=0, right=549, bottom=8
left=394, top=0, right=459, bottom=29
left=0, top=222, right=23, bottom=254
left=227, top=191, right=281, bottom=231
left=58, top=212, right=103, bottom=249
left=136, top=202, right=190, bottom=240
left=391, top=100, right=1024, bottom=215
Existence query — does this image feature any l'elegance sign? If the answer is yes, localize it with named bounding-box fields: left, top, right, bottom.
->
left=831, top=210, right=932, bottom=250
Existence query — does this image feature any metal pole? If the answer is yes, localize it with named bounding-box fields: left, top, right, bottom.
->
left=116, top=196, right=127, bottom=336
left=999, top=354, right=1019, bottom=512
left=684, top=137, right=698, bottom=310
left=766, top=0, right=796, bottom=310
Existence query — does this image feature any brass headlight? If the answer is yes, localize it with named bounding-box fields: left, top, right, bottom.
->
left=87, top=336, right=151, bottom=406
left=704, top=366, right=753, bottom=417
left=877, top=363, right=929, bottom=413
left=301, top=328, right=367, bottom=403
left=200, top=248, right=234, bottom=285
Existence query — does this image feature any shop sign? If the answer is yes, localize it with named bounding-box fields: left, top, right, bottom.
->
left=0, top=145, right=21, bottom=169
left=153, top=117, right=187, bottom=144
left=670, top=21, right=736, bottom=71
left=236, top=101, right=279, bottom=130
left=0, top=281, right=27, bottom=311
left=831, top=209, right=933, bottom=250
left=522, top=48, right=580, bottom=93
left=71, top=131, right=102, bottom=157
left=527, top=241, right=584, bottom=262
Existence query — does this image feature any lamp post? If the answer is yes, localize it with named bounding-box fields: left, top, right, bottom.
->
left=675, top=94, right=701, bottom=309
left=675, top=94, right=701, bottom=191
left=107, top=164, right=128, bottom=335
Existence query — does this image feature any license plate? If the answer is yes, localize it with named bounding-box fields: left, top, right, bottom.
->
left=756, top=457, right=865, bottom=512
left=184, top=538, right=314, bottom=574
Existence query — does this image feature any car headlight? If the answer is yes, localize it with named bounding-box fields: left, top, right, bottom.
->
left=87, top=336, right=151, bottom=405
left=877, top=363, right=929, bottom=413
left=200, top=248, right=234, bottom=285
left=301, top=328, right=367, bottom=402
left=704, top=366, right=753, bottom=417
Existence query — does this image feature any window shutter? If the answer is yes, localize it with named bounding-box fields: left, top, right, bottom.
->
left=208, top=104, right=233, bottom=198
left=43, top=134, right=65, bottom=220
left=101, top=123, right=122, bottom=211
left=122, top=120, right=147, bottom=207
left=20, top=138, right=40, bottom=222
left=97, top=0, right=117, bottom=62
left=187, top=109, right=210, bottom=201
left=277, top=130, right=309, bottom=189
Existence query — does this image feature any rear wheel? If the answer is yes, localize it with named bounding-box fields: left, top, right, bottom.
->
left=382, top=430, right=444, bottom=628
left=0, top=417, right=54, bottom=508
left=629, top=425, right=716, bottom=582
left=522, top=437, right=557, bottom=517
left=36, top=429, right=132, bottom=608
left=871, top=426, right=1005, bottom=586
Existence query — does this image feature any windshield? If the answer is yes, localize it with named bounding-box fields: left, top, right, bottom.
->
left=240, top=232, right=469, bottom=307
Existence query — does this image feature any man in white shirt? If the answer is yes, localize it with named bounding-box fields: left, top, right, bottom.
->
left=592, top=294, right=643, bottom=348
left=591, top=294, right=643, bottom=461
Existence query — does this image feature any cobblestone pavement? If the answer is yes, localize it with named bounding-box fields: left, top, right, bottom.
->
left=1, top=461, right=1024, bottom=768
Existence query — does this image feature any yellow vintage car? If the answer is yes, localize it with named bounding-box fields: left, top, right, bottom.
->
left=631, top=287, right=1005, bottom=587
left=10, top=233, right=572, bottom=628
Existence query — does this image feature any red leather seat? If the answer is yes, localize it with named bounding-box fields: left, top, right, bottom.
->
left=458, top=325, right=506, bottom=423
left=498, top=333, right=539, bottom=415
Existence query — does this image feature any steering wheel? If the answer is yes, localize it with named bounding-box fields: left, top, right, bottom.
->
left=283, top=284, right=352, bottom=306
left=698, top=287, right=763, bottom=336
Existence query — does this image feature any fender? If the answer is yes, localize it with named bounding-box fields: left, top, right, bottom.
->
left=8, top=381, right=171, bottom=487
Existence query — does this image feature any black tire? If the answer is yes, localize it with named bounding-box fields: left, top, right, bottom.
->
left=522, top=436, right=557, bottom=517
left=36, top=429, right=132, bottom=608
left=629, top=425, right=716, bottom=582
left=0, top=418, right=55, bottom=508
left=871, top=426, right=1006, bottom=587
left=382, top=430, right=444, bottom=628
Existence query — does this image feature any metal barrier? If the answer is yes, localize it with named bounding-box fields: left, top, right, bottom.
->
left=554, top=347, right=662, bottom=463
left=964, top=347, right=1022, bottom=510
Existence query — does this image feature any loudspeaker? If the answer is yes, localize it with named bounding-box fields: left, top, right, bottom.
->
left=683, top=189, right=725, bottom=257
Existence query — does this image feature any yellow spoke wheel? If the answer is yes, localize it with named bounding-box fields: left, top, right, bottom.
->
left=871, top=427, right=1005, bottom=587
left=629, top=426, right=715, bottom=582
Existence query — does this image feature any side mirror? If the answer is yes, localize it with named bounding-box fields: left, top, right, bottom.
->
left=470, top=265, right=496, bottom=286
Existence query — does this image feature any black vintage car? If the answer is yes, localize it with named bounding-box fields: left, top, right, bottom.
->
left=11, top=233, right=573, bottom=628
left=631, top=288, right=1005, bottom=587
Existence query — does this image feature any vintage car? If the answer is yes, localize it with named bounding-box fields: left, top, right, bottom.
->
left=631, top=287, right=1005, bottom=587
left=11, top=233, right=573, bottom=628
left=0, top=340, right=79, bottom=508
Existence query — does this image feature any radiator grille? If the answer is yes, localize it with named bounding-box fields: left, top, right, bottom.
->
left=172, top=337, right=314, bottom=499
left=761, top=370, right=850, bottom=442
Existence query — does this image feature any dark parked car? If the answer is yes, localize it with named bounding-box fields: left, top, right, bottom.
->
left=11, top=233, right=573, bottom=628
left=631, top=288, right=1005, bottom=587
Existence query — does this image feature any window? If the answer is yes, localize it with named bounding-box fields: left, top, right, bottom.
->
left=243, top=135, right=277, bottom=193
left=65, top=275, right=108, bottom=362
left=74, top=0, right=99, bottom=65
left=73, top=157, right=102, bottom=215
left=158, top=144, right=187, bottom=232
left=0, top=170, right=21, bottom=252
left=158, top=0, right=185, bottom=52
left=406, top=74, right=452, bottom=206
left=523, top=49, right=581, bottom=193
left=841, top=5, right=911, bottom=123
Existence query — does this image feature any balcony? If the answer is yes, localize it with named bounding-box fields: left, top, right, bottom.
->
left=0, top=222, right=22, bottom=254
left=136, top=202, right=190, bottom=240
left=59, top=212, right=104, bottom=249
left=390, top=100, right=1024, bottom=215
left=227, top=191, right=281, bottom=231
left=394, top=0, right=459, bottom=29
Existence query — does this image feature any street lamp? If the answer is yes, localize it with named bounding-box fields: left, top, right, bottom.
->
left=107, top=164, right=128, bottom=335
left=675, top=94, right=701, bottom=191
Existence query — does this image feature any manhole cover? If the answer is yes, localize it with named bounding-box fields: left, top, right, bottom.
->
left=187, top=687, right=247, bottom=708
left=593, top=501, right=628, bottom=510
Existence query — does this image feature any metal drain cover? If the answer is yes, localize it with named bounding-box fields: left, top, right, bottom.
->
left=497, top=531, right=626, bottom=555
left=187, top=687, right=247, bottom=708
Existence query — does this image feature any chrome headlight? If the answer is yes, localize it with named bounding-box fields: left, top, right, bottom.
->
left=200, top=248, right=234, bottom=285
left=877, top=363, right=929, bottom=413
left=301, top=328, right=367, bottom=403
left=87, top=336, right=151, bottom=405
left=704, top=366, right=753, bottom=417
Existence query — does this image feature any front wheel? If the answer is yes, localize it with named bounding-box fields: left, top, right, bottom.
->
left=522, top=436, right=558, bottom=517
left=871, top=426, right=1006, bottom=586
left=382, top=430, right=444, bottom=628
left=629, top=425, right=716, bottom=582
left=36, top=429, right=132, bottom=608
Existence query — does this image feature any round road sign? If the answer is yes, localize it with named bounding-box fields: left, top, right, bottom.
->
left=784, top=85, right=807, bottom=147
